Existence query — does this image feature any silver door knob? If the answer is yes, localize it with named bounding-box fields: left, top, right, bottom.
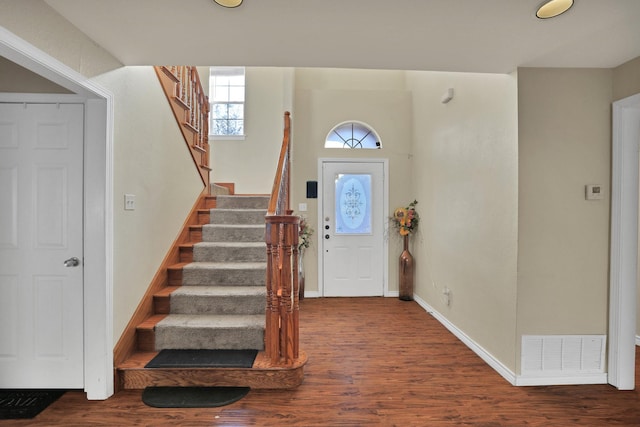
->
left=64, top=257, right=80, bottom=267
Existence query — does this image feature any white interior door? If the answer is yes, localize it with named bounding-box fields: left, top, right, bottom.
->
left=321, top=160, right=385, bottom=296
left=0, top=102, right=84, bottom=388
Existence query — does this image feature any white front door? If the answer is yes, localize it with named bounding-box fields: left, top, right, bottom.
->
left=320, top=160, right=386, bottom=296
left=0, top=102, right=84, bottom=388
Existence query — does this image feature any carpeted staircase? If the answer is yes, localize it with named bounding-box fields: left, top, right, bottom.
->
left=154, top=195, right=268, bottom=352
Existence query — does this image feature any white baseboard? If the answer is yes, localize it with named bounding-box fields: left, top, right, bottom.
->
left=636, top=335, right=640, bottom=346
left=302, top=291, right=398, bottom=298
left=413, top=295, right=608, bottom=387
left=302, top=291, right=321, bottom=298
left=413, top=295, right=517, bottom=385
left=515, top=373, right=608, bottom=386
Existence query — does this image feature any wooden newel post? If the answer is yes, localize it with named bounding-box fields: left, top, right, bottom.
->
left=265, top=215, right=300, bottom=365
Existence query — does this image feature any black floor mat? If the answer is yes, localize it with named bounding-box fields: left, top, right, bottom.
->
left=0, top=389, right=65, bottom=419
left=142, top=386, right=250, bottom=408
left=145, top=349, right=258, bottom=369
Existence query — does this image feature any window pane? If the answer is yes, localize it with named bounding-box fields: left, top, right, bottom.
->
left=209, top=67, right=245, bottom=136
left=212, top=85, right=229, bottom=102
left=219, top=76, right=234, bottom=86
left=229, top=86, right=245, bottom=102
left=325, top=121, right=381, bottom=149
left=335, top=174, right=372, bottom=235
left=227, top=103, right=243, bottom=118
left=211, top=103, right=229, bottom=119
left=213, top=119, right=243, bottom=136
left=227, top=75, right=244, bottom=85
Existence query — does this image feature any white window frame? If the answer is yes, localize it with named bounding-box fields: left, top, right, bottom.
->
left=209, top=66, right=245, bottom=139
left=325, top=121, right=382, bottom=149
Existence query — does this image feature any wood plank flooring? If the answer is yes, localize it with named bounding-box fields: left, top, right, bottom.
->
left=3, top=297, right=640, bottom=426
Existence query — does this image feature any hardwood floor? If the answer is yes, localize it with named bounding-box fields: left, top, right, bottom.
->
left=4, top=298, right=640, bottom=426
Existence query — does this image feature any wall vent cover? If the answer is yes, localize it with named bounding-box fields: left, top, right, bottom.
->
left=521, top=335, right=606, bottom=375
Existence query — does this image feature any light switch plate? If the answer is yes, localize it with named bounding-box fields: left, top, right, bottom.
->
left=585, top=184, right=603, bottom=200
left=124, top=194, right=136, bottom=210
left=298, top=203, right=307, bottom=212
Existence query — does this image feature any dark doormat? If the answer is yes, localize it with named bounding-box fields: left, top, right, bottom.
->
left=145, top=349, right=258, bottom=369
left=0, top=389, right=65, bottom=419
left=142, top=386, right=250, bottom=408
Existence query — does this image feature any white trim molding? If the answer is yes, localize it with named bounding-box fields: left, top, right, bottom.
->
left=0, top=25, right=114, bottom=399
left=413, top=295, right=517, bottom=385
left=608, top=93, right=640, bottom=391
left=414, top=295, right=608, bottom=387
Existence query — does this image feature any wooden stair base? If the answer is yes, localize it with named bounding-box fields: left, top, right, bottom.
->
left=117, top=351, right=307, bottom=390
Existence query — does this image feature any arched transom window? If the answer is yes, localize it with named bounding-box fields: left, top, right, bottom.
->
left=325, top=121, right=381, bottom=149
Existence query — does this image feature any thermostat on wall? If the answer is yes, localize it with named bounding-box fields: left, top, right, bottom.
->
left=585, top=184, right=603, bottom=200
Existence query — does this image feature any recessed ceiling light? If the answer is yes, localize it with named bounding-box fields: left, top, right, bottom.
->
left=214, top=0, right=243, bottom=8
left=536, top=0, right=574, bottom=19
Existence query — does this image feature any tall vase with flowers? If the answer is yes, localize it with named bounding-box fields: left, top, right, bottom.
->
left=391, top=200, right=419, bottom=301
left=298, top=217, right=314, bottom=301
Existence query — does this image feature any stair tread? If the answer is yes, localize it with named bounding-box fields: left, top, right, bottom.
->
left=203, top=224, right=264, bottom=228
left=155, top=286, right=180, bottom=297
left=138, top=314, right=167, bottom=329
left=184, top=262, right=267, bottom=269
left=194, top=241, right=266, bottom=248
left=157, top=314, right=265, bottom=328
left=212, top=208, right=267, bottom=212
left=172, top=285, right=266, bottom=296
left=168, top=262, right=190, bottom=269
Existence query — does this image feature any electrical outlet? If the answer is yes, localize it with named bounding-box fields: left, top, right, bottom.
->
left=124, top=194, right=136, bottom=211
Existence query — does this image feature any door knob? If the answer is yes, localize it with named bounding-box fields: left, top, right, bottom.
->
left=325, top=234, right=330, bottom=240
left=64, top=257, right=80, bottom=267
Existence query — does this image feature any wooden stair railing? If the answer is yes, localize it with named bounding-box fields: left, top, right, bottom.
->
left=155, top=66, right=211, bottom=190
left=265, top=112, right=301, bottom=366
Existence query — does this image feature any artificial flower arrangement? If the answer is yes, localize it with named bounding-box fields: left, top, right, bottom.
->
left=391, top=200, right=419, bottom=236
left=298, top=216, right=314, bottom=251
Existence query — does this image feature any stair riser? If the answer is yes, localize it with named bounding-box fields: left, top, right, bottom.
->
left=198, top=210, right=210, bottom=225
left=216, top=195, right=269, bottom=209
left=170, top=294, right=266, bottom=315
left=202, top=225, right=265, bottom=242
left=209, top=210, right=266, bottom=225
left=182, top=267, right=266, bottom=286
left=193, top=245, right=266, bottom=262
left=154, top=327, right=264, bottom=351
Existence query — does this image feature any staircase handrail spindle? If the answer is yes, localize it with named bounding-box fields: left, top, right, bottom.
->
left=154, top=65, right=211, bottom=190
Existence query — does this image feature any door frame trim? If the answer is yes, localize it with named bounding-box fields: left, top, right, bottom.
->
left=317, top=158, right=389, bottom=297
left=0, top=27, right=114, bottom=399
left=608, top=93, right=640, bottom=390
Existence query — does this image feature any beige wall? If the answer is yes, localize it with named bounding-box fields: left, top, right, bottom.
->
left=516, top=68, right=612, bottom=372
left=0, top=0, right=121, bottom=77
left=0, top=56, right=71, bottom=93
left=209, top=67, right=291, bottom=194
left=613, top=56, right=640, bottom=102
left=92, top=67, right=203, bottom=342
left=406, top=71, right=519, bottom=370
left=293, top=68, right=413, bottom=294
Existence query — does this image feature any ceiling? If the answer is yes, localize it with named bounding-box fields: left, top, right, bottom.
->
left=44, top=0, right=640, bottom=74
